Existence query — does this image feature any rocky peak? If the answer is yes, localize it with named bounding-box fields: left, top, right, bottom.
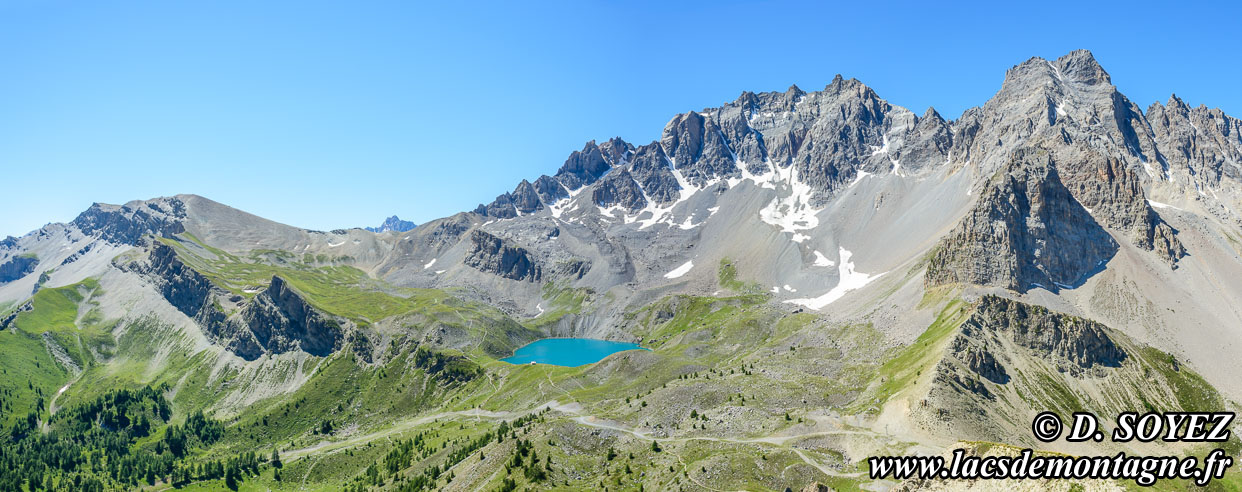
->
left=1054, top=49, right=1111, bottom=86
left=786, top=83, right=805, bottom=97
left=243, top=275, right=344, bottom=357
left=597, top=137, right=634, bottom=166
left=822, top=75, right=877, bottom=102
left=661, top=111, right=739, bottom=185
left=72, top=197, right=188, bottom=245
left=555, top=140, right=613, bottom=191
left=510, top=179, right=543, bottom=215
left=951, top=50, right=1165, bottom=182
left=463, top=230, right=542, bottom=282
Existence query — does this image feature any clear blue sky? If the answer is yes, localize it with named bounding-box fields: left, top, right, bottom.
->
left=2, top=0, right=1239, bottom=237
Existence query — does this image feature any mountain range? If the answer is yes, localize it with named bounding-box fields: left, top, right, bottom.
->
left=2, top=49, right=1241, bottom=491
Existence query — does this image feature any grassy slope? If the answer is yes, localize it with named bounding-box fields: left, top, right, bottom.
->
left=0, top=279, right=114, bottom=425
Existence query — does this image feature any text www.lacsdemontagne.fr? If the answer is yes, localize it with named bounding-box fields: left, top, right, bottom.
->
left=868, top=448, right=1232, bottom=486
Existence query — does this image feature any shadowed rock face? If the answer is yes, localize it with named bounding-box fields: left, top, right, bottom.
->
left=926, top=149, right=1118, bottom=292
left=628, top=143, right=681, bottom=205
left=531, top=175, right=568, bottom=204
left=72, top=197, right=187, bottom=245
left=241, top=276, right=343, bottom=357
left=464, top=230, right=542, bottom=282
left=0, top=255, right=39, bottom=284
left=124, top=242, right=260, bottom=358
left=592, top=168, right=647, bottom=212
left=143, top=243, right=215, bottom=319
left=662, top=111, right=739, bottom=186
left=1054, top=147, right=1185, bottom=265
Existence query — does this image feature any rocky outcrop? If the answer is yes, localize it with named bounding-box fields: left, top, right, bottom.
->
left=552, top=258, right=591, bottom=280
left=0, top=300, right=32, bottom=330
left=464, top=230, right=542, bottom=282
left=139, top=243, right=217, bottom=319
left=953, top=342, right=1008, bottom=384
left=474, top=192, right=517, bottom=219
left=926, top=149, right=1118, bottom=292
left=531, top=175, right=568, bottom=203
left=938, top=296, right=1128, bottom=401
left=241, top=276, right=343, bottom=357
left=0, top=255, right=39, bottom=283
left=475, top=179, right=547, bottom=218
left=59, top=244, right=94, bottom=266
left=628, top=143, right=681, bottom=204
left=123, top=242, right=255, bottom=357
left=72, top=197, right=187, bottom=245
left=125, top=242, right=345, bottom=360
left=967, top=296, right=1126, bottom=372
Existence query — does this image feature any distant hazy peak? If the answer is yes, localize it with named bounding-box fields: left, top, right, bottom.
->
left=365, top=216, right=416, bottom=233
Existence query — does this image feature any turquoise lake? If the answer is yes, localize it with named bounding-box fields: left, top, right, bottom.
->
left=501, top=338, right=647, bottom=367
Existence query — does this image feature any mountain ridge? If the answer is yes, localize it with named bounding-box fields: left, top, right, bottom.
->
left=3, top=50, right=1242, bottom=491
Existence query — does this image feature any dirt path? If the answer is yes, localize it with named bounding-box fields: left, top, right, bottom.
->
left=48, top=372, right=82, bottom=416
left=284, top=395, right=867, bottom=485
left=283, top=401, right=566, bottom=462
left=568, top=413, right=867, bottom=479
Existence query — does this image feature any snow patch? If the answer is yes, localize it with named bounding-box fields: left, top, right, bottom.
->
left=605, top=160, right=713, bottom=230
left=850, top=170, right=873, bottom=187
left=664, top=260, right=694, bottom=279
left=423, top=258, right=437, bottom=270
left=785, top=247, right=886, bottom=310
left=759, top=165, right=820, bottom=233
left=550, top=196, right=577, bottom=218
left=1147, top=200, right=1183, bottom=211
left=812, top=250, right=835, bottom=267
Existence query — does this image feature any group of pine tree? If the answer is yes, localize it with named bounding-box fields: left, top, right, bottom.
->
left=0, top=384, right=282, bottom=491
